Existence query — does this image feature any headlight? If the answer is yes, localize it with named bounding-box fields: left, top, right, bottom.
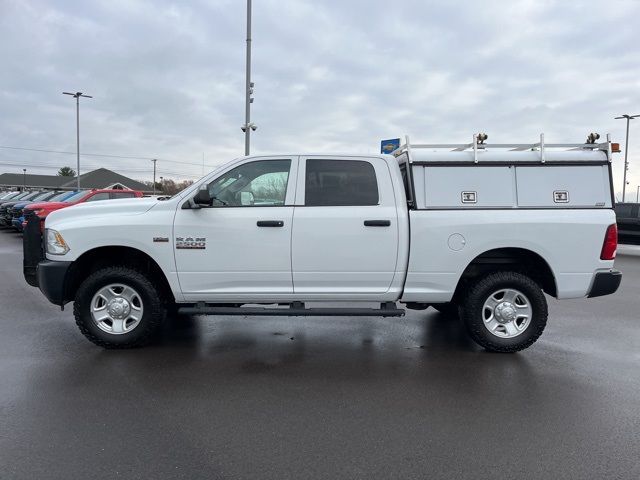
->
left=45, top=229, right=70, bottom=255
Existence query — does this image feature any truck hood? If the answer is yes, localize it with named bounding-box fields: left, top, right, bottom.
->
left=46, top=198, right=159, bottom=226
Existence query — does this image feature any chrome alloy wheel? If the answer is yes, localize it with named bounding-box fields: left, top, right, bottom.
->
left=90, top=284, right=144, bottom=335
left=482, top=288, right=532, bottom=339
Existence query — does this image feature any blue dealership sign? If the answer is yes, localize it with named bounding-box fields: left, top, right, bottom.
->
left=380, top=138, right=400, bottom=154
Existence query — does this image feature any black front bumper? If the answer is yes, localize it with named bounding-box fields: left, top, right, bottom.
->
left=587, top=270, right=622, bottom=298
left=37, top=260, right=73, bottom=306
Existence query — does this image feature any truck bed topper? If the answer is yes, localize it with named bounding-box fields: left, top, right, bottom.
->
left=393, top=133, right=617, bottom=210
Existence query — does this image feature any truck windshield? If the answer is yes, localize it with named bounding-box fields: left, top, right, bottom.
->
left=31, top=192, right=54, bottom=202
left=63, top=190, right=90, bottom=203
left=48, top=191, right=75, bottom=202
left=9, top=192, right=31, bottom=201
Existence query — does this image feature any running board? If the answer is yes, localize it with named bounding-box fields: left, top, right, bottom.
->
left=177, top=302, right=405, bottom=317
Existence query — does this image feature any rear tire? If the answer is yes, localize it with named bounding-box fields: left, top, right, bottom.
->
left=460, top=271, right=547, bottom=353
left=74, top=266, right=165, bottom=348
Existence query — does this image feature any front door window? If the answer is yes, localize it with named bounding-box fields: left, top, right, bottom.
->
left=206, top=160, right=291, bottom=207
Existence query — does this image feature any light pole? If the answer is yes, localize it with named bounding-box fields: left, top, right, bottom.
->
left=152, top=159, right=157, bottom=195
left=23, top=168, right=26, bottom=190
left=159, top=176, right=164, bottom=194
left=615, top=114, right=639, bottom=202
left=241, top=0, right=256, bottom=155
left=63, top=91, right=93, bottom=190
left=637, top=185, right=639, bottom=203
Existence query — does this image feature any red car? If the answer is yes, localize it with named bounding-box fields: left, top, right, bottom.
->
left=23, top=189, right=144, bottom=228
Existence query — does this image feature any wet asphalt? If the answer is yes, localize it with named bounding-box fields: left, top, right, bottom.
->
left=0, top=230, right=639, bottom=480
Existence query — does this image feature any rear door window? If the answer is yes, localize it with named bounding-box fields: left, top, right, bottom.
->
left=304, top=159, right=379, bottom=206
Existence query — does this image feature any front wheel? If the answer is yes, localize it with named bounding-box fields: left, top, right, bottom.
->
left=460, top=271, right=547, bottom=353
left=74, top=266, right=165, bottom=348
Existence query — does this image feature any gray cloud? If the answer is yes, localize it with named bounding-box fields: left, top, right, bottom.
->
left=1, top=0, right=639, bottom=198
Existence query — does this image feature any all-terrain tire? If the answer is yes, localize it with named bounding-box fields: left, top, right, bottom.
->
left=74, top=266, right=165, bottom=348
left=460, top=271, right=547, bottom=353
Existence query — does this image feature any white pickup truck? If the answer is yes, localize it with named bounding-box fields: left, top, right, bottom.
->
left=23, top=135, right=622, bottom=352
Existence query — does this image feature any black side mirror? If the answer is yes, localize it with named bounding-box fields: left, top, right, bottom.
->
left=193, top=189, right=212, bottom=206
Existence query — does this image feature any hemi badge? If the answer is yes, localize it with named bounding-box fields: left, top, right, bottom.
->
left=153, top=237, right=169, bottom=243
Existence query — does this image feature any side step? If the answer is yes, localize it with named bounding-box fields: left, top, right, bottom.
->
left=177, top=301, right=405, bottom=317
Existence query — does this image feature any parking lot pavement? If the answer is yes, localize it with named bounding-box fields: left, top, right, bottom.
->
left=0, top=230, right=639, bottom=480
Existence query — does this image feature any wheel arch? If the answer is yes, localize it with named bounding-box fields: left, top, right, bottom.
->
left=453, top=247, right=558, bottom=301
left=64, top=245, right=175, bottom=305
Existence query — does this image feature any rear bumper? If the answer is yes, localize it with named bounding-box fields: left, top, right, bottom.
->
left=37, top=260, right=73, bottom=306
left=587, top=270, right=622, bottom=298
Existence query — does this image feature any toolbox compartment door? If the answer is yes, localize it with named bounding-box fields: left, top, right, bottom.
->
left=515, top=165, right=611, bottom=208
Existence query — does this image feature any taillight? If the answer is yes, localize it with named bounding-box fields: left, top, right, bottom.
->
left=600, top=224, right=618, bottom=260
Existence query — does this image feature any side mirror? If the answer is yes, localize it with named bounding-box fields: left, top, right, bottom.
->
left=193, top=189, right=212, bottom=206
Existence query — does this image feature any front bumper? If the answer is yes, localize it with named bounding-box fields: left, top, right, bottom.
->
left=587, top=270, right=622, bottom=298
left=37, top=260, right=73, bottom=306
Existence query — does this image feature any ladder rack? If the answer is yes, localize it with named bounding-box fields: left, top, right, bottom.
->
left=392, top=133, right=616, bottom=164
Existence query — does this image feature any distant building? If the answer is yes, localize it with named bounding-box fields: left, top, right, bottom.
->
left=0, top=168, right=150, bottom=192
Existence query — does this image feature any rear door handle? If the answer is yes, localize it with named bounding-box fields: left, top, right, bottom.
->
left=364, top=220, right=391, bottom=227
left=257, top=220, right=284, bottom=227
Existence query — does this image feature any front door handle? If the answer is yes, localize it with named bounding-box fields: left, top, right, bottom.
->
left=364, top=220, right=391, bottom=227
left=257, top=220, right=284, bottom=227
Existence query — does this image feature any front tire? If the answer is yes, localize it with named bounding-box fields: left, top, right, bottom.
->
left=460, top=271, right=547, bottom=353
left=74, top=266, right=165, bottom=348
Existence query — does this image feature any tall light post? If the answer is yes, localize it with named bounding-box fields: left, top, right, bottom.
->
left=615, top=114, right=639, bottom=202
left=637, top=185, right=640, bottom=203
left=241, top=0, right=256, bottom=155
left=151, top=159, right=157, bottom=195
left=63, top=91, right=93, bottom=190
left=23, top=168, right=26, bottom=190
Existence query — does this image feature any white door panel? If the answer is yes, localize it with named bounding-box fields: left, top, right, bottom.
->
left=175, top=207, right=294, bottom=295
left=292, top=206, right=398, bottom=293
left=174, top=157, right=298, bottom=298
left=292, top=156, right=399, bottom=295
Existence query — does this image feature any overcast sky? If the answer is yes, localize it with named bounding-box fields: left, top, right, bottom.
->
left=1, top=0, right=639, bottom=198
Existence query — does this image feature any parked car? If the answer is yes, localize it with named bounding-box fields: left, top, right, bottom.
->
left=4, top=191, right=62, bottom=229
left=0, top=191, right=21, bottom=201
left=22, top=189, right=144, bottom=230
left=12, top=191, right=79, bottom=232
left=24, top=135, right=621, bottom=352
left=615, top=203, right=640, bottom=245
left=0, top=190, right=32, bottom=208
left=0, top=191, right=49, bottom=226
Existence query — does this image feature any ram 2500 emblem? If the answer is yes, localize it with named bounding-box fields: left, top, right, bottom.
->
left=176, top=237, right=206, bottom=250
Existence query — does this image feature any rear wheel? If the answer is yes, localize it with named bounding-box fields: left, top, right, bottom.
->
left=74, top=266, right=165, bottom=348
left=460, top=271, right=547, bottom=353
